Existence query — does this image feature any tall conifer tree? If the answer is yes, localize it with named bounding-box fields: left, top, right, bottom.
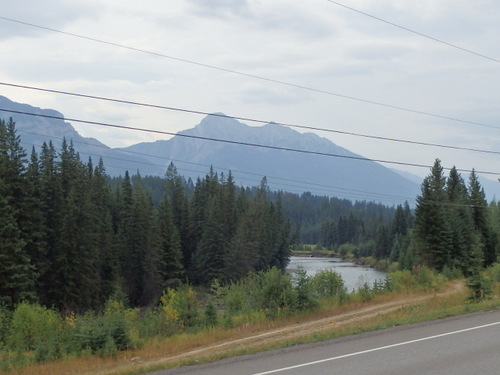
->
left=446, top=167, right=474, bottom=273
left=468, top=170, right=495, bottom=266
left=414, top=159, right=452, bottom=271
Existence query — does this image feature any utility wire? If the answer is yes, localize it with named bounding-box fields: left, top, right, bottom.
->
left=3, top=82, right=500, bottom=156
left=21, top=136, right=483, bottom=207
left=17, top=128, right=415, bottom=203
left=3, top=107, right=500, bottom=177
left=0, top=17, right=495, bottom=129
left=325, top=0, right=500, bottom=64
left=17, top=138, right=485, bottom=208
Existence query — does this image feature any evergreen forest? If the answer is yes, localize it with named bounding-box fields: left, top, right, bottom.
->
left=1, top=117, right=500, bottom=315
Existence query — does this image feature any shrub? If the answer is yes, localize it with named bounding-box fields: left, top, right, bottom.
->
left=74, top=299, right=132, bottom=355
left=310, top=269, right=346, bottom=301
left=137, top=309, right=163, bottom=339
left=252, top=267, right=295, bottom=318
left=441, top=265, right=463, bottom=280
left=357, top=282, right=374, bottom=302
left=338, top=243, right=357, bottom=258
left=389, top=266, right=446, bottom=292
left=293, top=267, right=318, bottom=311
left=389, top=269, right=413, bottom=292
left=160, top=285, right=199, bottom=332
left=7, top=302, right=61, bottom=353
left=221, top=279, right=249, bottom=316
left=485, top=263, right=500, bottom=282
left=204, top=299, right=218, bottom=328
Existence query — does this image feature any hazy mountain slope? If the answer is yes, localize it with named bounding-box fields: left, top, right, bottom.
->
left=0, top=96, right=162, bottom=176
left=122, top=114, right=420, bottom=204
left=10, top=96, right=499, bottom=204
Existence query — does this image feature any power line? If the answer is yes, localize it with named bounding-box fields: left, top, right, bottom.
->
left=2, top=107, right=500, bottom=178
left=3, top=82, right=500, bottom=156
left=17, top=129, right=415, bottom=203
left=0, top=17, right=496, bottom=130
left=324, top=0, right=500, bottom=64
left=17, top=139, right=486, bottom=208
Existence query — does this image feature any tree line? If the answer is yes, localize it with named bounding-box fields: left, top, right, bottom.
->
left=314, top=158, right=499, bottom=279
left=413, top=159, right=497, bottom=274
left=0, top=118, right=292, bottom=312
left=2, top=117, right=499, bottom=313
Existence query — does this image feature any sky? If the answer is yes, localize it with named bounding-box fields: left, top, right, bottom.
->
left=1, top=0, right=500, bottom=184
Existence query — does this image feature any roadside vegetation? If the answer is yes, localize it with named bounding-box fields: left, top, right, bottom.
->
left=3, top=119, right=500, bottom=374
left=1, top=263, right=500, bottom=374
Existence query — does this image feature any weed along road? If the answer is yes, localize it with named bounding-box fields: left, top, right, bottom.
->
left=154, top=309, right=500, bottom=375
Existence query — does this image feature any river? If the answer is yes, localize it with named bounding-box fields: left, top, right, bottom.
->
left=287, top=256, right=387, bottom=292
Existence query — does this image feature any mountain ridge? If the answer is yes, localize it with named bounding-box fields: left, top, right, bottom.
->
left=121, top=113, right=420, bottom=204
left=0, top=96, right=429, bottom=204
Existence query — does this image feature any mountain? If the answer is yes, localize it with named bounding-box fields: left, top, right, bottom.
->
left=121, top=114, right=420, bottom=204
left=0, top=95, right=164, bottom=176
left=20, top=96, right=500, bottom=205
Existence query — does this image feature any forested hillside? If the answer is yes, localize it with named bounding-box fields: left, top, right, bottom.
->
left=2, top=118, right=499, bottom=314
left=0, top=118, right=291, bottom=311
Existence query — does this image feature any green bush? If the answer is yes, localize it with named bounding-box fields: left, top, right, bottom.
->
left=74, top=299, right=132, bottom=355
left=389, top=266, right=446, bottom=292
left=338, top=243, right=357, bottom=258
left=310, top=269, right=346, bottom=300
left=137, top=309, right=163, bottom=339
left=221, top=279, right=249, bottom=316
left=204, top=299, right=218, bottom=327
left=441, top=265, right=463, bottom=280
left=160, top=285, right=200, bottom=332
left=485, top=263, right=500, bottom=282
left=357, top=282, right=374, bottom=302
left=293, top=267, right=318, bottom=311
left=253, top=267, right=296, bottom=317
left=7, top=302, right=61, bottom=353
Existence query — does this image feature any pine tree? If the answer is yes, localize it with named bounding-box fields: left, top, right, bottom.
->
left=116, top=171, right=141, bottom=305
left=195, top=195, right=226, bottom=284
left=466, top=234, right=491, bottom=302
left=268, top=194, right=292, bottom=271
left=0, top=118, right=36, bottom=307
left=24, top=148, right=46, bottom=298
left=139, top=194, right=163, bottom=306
left=446, top=167, right=474, bottom=274
left=468, top=170, right=496, bottom=266
left=158, top=188, right=184, bottom=287
left=219, top=171, right=238, bottom=248
left=391, top=204, right=407, bottom=238
left=90, top=158, right=118, bottom=307
left=224, top=204, right=259, bottom=281
left=414, top=159, right=453, bottom=271
left=116, top=173, right=163, bottom=306
left=375, top=224, right=390, bottom=260
left=0, top=193, right=35, bottom=307
left=165, top=163, right=192, bottom=272
left=37, top=141, right=64, bottom=307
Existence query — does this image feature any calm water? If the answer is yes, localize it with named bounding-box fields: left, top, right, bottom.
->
left=287, top=256, right=387, bottom=292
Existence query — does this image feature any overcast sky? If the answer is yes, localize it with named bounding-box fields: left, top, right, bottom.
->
left=1, top=0, right=500, bottom=183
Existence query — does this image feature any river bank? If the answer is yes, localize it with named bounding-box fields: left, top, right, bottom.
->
left=288, top=256, right=387, bottom=292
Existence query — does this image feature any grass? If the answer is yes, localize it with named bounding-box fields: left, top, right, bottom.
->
left=4, top=280, right=499, bottom=375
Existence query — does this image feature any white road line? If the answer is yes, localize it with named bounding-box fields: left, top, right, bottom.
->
left=251, top=321, right=500, bottom=375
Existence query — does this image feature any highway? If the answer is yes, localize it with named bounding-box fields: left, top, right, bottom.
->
left=153, top=309, right=500, bottom=375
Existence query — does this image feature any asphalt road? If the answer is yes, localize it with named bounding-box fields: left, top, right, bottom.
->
left=152, top=309, right=500, bottom=375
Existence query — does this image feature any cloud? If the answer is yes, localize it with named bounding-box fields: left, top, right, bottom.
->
left=0, top=0, right=100, bottom=40
left=186, top=0, right=250, bottom=18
